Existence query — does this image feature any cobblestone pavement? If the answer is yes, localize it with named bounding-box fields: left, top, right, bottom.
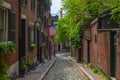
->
left=43, top=52, right=89, bottom=80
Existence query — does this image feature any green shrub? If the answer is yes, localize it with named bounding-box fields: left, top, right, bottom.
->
left=0, top=41, right=15, bottom=55
left=30, top=43, right=36, bottom=48
left=99, top=72, right=110, bottom=80
left=81, top=61, right=87, bottom=67
left=92, top=68, right=98, bottom=73
left=0, top=62, right=9, bottom=80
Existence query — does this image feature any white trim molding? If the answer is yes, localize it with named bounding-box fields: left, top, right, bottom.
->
left=0, top=1, right=11, bottom=9
left=21, top=14, right=26, bottom=19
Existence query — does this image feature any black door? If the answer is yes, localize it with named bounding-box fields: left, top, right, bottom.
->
left=87, top=41, right=90, bottom=63
left=110, top=32, right=116, bottom=77
left=37, top=30, right=42, bottom=63
left=58, top=44, right=61, bottom=51
left=19, top=19, right=26, bottom=76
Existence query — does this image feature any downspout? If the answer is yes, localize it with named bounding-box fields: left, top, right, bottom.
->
left=18, top=0, right=21, bottom=77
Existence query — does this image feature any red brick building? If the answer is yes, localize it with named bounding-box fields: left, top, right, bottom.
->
left=0, top=0, right=19, bottom=79
left=0, top=0, right=52, bottom=79
left=18, top=0, right=38, bottom=76
left=38, top=0, right=52, bottom=60
left=19, top=0, right=52, bottom=77
left=82, top=10, right=120, bottom=79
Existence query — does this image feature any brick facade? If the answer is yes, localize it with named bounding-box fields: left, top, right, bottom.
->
left=2, top=0, right=19, bottom=67
left=116, top=31, right=120, bottom=80
left=82, top=17, right=120, bottom=79
left=83, top=39, right=88, bottom=61
left=0, top=0, right=52, bottom=79
left=21, top=0, right=37, bottom=60
left=90, top=20, right=114, bottom=76
left=90, top=22, right=98, bottom=66
left=97, top=31, right=110, bottom=75
left=0, top=0, right=19, bottom=78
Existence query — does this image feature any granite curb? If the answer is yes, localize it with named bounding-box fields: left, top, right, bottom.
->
left=38, top=57, right=56, bottom=80
left=16, top=57, right=57, bottom=80
left=69, top=57, right=100, bottom=80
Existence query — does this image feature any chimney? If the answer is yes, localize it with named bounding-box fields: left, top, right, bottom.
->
left=60, top=8, right=63, bottom=18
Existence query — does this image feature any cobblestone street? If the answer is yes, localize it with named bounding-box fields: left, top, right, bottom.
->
left=43, top=52, right=89, bottom=80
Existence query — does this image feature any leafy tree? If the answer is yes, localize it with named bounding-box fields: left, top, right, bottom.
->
left=56, top=0, right=112, bottom=49
left=69, top=21, right=83, bottom=49
left=104, top=0, right=120, bottom=24
left=55, top=17, right=69, bottom=43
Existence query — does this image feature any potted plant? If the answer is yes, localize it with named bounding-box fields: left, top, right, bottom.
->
left=0, top=41, right=15, bottom=55
left=30, top=43, right=36, bottom=49
left=21, top=58, right=29, bottom=76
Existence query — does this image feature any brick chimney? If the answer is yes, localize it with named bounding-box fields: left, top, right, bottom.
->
left=60, top=8, right=63, bottom=18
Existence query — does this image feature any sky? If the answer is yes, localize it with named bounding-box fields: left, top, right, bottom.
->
left=51, top=0, right=62, bottom=15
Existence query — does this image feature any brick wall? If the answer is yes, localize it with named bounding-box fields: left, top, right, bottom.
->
left=83, top=39, right=88, bottom=62
left=21, top=0, right=37, bottom=61
left=83, top=17, right=120, bottom=79
left=91, top=22, right=98, bottom=66
left=2, top=0, right=19, bottom=67
left=1, top=0, right=20, bottom=78
left=97, top=31, right=110, bottom=75
left=91, top=21, right=111, bottom=76
left=116, top=31, right=120, bottom=80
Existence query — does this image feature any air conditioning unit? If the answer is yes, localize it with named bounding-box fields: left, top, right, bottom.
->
left=0, top=0, right=4, bottom=4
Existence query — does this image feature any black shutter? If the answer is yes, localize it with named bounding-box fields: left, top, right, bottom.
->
left=44, top=16, right=46, bottom=28
left=31, top=0, right=35, bottom=12
left=21, top=0, right=25, bottom=5
left=28, top=27, right=31, bottom=51
left=8, top=11, right=16, bottom=42
left=34, top=27, right=36, bottom=43
left=25, top=0, right=27, bottom=5
left=40, top=31, right=42, bottom=46
left=46, top=36, right=48, bottom=48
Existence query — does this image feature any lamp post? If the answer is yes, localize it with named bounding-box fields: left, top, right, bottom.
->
left=35, top=18, right=41, bottom=30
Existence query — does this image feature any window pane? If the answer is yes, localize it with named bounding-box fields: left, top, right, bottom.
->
left=30, top=27, right=34, bottom=43
left=0, top=8, right=5, bottom=29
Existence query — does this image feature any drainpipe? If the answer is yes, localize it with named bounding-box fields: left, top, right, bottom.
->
left=18, top=0, right=21, bottom=77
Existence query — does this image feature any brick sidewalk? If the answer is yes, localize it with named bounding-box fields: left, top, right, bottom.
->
left=69, top=57, right=103, bottom=80
left=16, top=57, right=56, bottom=80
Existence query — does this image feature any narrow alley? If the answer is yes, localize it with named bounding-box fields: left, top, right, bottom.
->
left=0, top=0, right=120, bottom=80
left=43, top=52, right=89, bottom=80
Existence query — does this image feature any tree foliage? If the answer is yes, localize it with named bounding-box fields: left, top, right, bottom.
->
left=105, top=0, right=120, bottom=24
left=69, top=21, right=83, bottom=49
left=55, top=0, right=120, bottom=49
left=55, top=17, right=69, bottom=43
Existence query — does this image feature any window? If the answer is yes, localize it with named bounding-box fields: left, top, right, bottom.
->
left=29, top=26, right=35, bottom=43
left=0, top=7, right=8, bottom=41
left=0, top=8, right=6, bottom=29
left=31, top=0, right=35, bottom=12
left=28, top=26, right=36, bottom=51
left=8, top=11, right=16, bottom=42
left=21, top=0, right=27, bottom=6
left=30, top=27, right=34, bottom=42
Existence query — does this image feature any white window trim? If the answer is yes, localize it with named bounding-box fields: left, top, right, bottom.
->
left=0, top=7, right=8, bottom=41
left=0, top=1, right=11, bottom=9
left=21, top=14, right=26, bottom=19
